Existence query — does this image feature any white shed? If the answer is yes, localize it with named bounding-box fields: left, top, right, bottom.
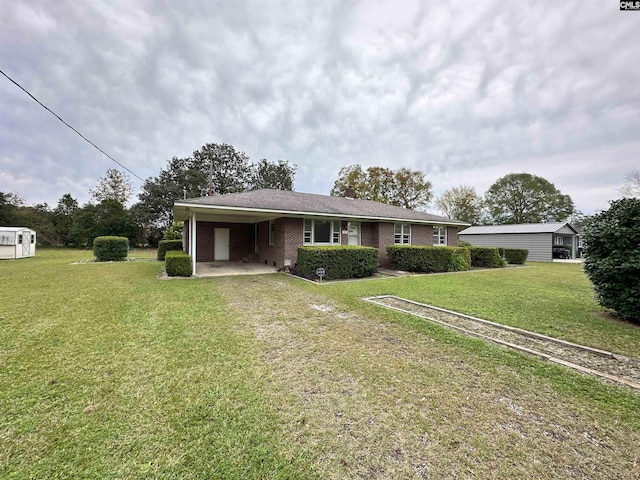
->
left=459, top=222, right=579, bottom=262
left=0, top=227, right=37, bottom=259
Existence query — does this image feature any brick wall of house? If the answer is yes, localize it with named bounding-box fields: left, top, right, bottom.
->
left=447, top=226, right=459, bottom=246
left=377, top=222, right=395, bottom=267
left=340, top=221, right=349, bottom=245
left=283, top=217, right=303, bottom=267
left=255, top=217, right=304, bottom=268
left=257, top=220, right=278, bottom=266
left=411, top=224, right=433, bottom=246
left=194, top=222, right=255, bottom=261
left=196, top=222, right=215, bottom=261
left=360, top=222, right=377, bottom=248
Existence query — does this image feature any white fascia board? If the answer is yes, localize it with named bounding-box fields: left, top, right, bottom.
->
left=173, top=202, right=469, bottom=227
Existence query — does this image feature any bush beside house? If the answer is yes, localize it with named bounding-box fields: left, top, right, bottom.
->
left=297, top=246, right=378, bottom=280
left=165, top=251, right=193, bottom=277
left=157, top=239, right=183, bottom=261
left=387, top=245, right=471, bottom=273
left=503, top=248, right=529, bottom=264
left=468, top=246, right=505, bottom=268
left=93, top=236, right=128, bottom=262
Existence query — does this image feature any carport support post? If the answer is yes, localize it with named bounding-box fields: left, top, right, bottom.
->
left=190, top=211, right=197, bottom=275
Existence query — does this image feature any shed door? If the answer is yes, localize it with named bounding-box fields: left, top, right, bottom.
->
left=214, top=228, right=230, bottom=261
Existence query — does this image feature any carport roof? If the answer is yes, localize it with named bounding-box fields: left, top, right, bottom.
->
left=460, top=222, right=578, bottom=235
left=174, top=189, right=469, bottom=226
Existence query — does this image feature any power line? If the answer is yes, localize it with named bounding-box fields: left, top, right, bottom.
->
left=0, top=69, right=145, bottom=181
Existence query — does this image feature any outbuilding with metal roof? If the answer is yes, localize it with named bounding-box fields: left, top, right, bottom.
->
left=459, top=222, right=579, bottom=262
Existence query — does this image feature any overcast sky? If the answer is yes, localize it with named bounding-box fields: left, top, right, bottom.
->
left=1, top=0, right=638, bottom=215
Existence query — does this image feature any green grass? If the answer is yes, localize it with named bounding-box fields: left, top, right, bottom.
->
left=0, top=249, right=316, bottom=479
left=319, top=262, right=640, bottom=357
left=2, top=251, right=640, bottom=479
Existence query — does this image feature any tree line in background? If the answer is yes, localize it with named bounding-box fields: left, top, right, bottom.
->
left=0, top=143, right=296, bottom=247
left=330, top=166, right=581, bottom=225
left=2, top=139, right=638, bottom=248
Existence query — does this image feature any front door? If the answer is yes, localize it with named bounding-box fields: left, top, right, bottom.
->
left=347, top=222, right=360, bottom=246
left=214, top=228, right=230, bottom=261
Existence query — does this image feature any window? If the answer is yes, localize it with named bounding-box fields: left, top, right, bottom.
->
left=269, top=220, right=275, bottom=245
left=31, top=234, right=35, bottom=244
left=394, top=223, right=411, bottom=244
left=17, top=234, right=23, bottom=244
left=0, top=235, right=13, bottom=245
left=332, top=221, right=341, bottom=244
left=433, top=226, right=447, bottom=246
left=314, top=220, right=331, bottom=244
left=302, top=219, right=341, bottom=245
left=304, top=219, right=312, bottom=244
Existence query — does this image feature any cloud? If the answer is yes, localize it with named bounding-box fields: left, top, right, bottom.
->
left=0, top=0, right=638, bottom=216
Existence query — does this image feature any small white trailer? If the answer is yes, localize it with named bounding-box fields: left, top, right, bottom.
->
left=0, top=227, right=36, bottom=259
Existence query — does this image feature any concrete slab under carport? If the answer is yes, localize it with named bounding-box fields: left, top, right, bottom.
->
left=194, top=261, right=279, bottom=277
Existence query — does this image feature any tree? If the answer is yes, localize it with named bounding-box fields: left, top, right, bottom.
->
left=436, top=185, right=484, bottom=224
left=138, top=144, right=295, bottom=229
left=330, top=165, right=432, bottom=210
left=252, top=159, right=296, bottom=190
left=53, top=194, right=79, bottom=246
left=583, top=198, right=640, bottom=323
left=484, top=173, right=575, bottom=224
left=0, top=191, right=23, bottom=225
left=70, top=200, right=139, bottom=247
left=90, top=169, right=133, bottom=204
left=137, top=156, right=209, bottom=229
left=619, top=170, right=640, bottom=198
left=193, top=143, right=252, bottom=195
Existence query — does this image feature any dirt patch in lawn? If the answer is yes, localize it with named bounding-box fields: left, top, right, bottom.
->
left=214, top=275, right=640, bottom=479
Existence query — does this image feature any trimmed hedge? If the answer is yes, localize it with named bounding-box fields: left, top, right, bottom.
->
left=386, top=245, right=471, bottom=273
left=297, top=246, right=378, bottom=280
left=157, top=239, right=184, bottom=261
left=469, top=246, right=505, bottom=268
left=165, top=251, right=193, bottom=277
left=503, top=248, right=529, bottom=264
left=93, top=236, right=128, bottom=262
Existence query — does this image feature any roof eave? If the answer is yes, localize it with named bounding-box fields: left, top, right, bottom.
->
left=173, top=201, right=469, bottom=227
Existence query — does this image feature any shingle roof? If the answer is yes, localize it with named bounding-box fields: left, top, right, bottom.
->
left=459, top=222, right=577, bottom=235
left=176, top=189, right=468, bottom=226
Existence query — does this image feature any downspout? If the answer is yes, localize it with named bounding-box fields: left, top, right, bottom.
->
left=191, top=211, right=197, bottom=275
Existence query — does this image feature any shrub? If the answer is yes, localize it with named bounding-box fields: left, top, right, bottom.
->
left=583, top=198, right=640, bottom=323
left=157, top=239, right=183, bottom=261
left=93, top=236, right=128, bottom=262
left=504, top=248, right=528, bottom=264
left=297, top=246, right=378, bottom=280
left=162, top=222, right=184, bottom=240
left=386, top=245, right=470, bottom=273
left=468, top=246, right=505, bottom=268
left=165, top=251, right=193, bottom=277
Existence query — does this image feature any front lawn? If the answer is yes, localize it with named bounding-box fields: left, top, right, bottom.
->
left=319, top=262, right=640, bottom=358
left=2, top=251, right=639, bottom=479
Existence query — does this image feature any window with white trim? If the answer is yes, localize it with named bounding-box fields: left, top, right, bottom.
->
left=433, top=226, right=447, bottom=246
left=394, top=223, right=411, bottom=244
left=302, top=219, right=341, bottom=245
left=304, top=219, right=312, bottom=244
left=269, top=220, right=275, bottom=245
